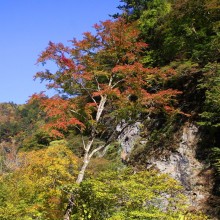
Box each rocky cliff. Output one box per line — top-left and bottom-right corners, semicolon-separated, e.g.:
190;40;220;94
118;122;220;219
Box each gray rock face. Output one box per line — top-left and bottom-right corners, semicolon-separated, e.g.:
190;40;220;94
149;124;200;189
117;121;141;161
146;123;213;210
119;122;215;214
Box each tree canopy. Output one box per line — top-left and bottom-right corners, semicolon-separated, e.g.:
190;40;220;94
32;17;183;218
0;0;219;219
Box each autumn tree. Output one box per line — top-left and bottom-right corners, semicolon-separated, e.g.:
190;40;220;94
33;18;180;219
0;143;78;220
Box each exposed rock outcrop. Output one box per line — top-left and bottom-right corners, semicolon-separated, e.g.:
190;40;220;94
117;121;141;162
118;122;218;218
146;124;213;210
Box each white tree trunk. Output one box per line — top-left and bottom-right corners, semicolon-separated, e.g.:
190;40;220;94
63;95;108;219
76;151;90;184
96;95;107;122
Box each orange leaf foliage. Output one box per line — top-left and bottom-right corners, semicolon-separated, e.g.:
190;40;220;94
33;18;183;138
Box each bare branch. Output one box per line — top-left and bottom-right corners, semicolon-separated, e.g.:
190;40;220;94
88;144;106;159
80;84;98;105
108;76;113;87
96;95;107;122
112;79;125;88
69;109;87;121
81;135;86;151
94;76;101;91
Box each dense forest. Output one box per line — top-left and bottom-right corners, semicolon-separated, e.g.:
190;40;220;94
0;0;220;219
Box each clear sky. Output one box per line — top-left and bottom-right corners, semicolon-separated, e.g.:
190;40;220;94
0;0;120;104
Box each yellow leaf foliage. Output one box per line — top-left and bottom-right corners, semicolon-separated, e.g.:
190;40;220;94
0;143;78;220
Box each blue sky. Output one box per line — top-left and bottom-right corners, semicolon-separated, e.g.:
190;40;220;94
0;1;120;104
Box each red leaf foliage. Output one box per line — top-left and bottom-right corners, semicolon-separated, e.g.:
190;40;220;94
33;18;183;138
30;94;85;137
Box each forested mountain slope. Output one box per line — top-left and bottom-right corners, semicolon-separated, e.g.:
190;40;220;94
0;0;219;219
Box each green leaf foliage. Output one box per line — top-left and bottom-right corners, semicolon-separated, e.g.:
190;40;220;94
69;168;190;220
198;63;220;128
119;0;220;66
